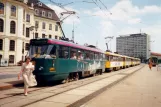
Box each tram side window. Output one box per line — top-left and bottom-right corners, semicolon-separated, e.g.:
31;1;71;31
49;45;56;57
94;53;99;60
78;50;84;60
90;52;94;60
70;48;77;59
59;46;69;59
110;56;113;61
84;51;90;60
106;55;109;61
103;54;106;60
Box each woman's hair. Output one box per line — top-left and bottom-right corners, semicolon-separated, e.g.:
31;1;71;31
25;57;31;62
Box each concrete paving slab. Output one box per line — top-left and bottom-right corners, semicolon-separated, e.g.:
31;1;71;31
1;98;34;107
27;93;54;100
64;89;94;96
25;101;68;107
0;96;22;105
44;94;84;104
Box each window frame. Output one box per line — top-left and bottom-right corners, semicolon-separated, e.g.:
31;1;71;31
9;55;14;63
42;22;46;29
58;45;69;59
11;5;16;17
49;24;52;30
26;28;30;38
9;40;15;51
0;18;4;32
10;21;16;34
25;43;29;51
26;14;30;22
55;25;58;31
0;39;3;50
0;2;4;14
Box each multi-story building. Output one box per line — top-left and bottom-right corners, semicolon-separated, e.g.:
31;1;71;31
0;0;62;65
116;33;150;61
27;0;62;39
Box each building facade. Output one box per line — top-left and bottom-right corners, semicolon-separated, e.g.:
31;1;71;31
28;0;62;39
0;0;62;65
116;33;150;61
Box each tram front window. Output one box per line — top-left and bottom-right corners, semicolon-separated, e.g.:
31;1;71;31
29;45;56;58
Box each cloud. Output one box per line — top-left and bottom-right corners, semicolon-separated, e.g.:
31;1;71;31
47;4;81;24
128;18;141;24
84;0;161;22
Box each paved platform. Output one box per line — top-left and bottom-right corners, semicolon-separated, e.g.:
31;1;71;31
81;65;161;107
0;66;23;90
0;65;143;107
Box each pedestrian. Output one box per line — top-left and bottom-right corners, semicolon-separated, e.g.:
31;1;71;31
18;57;37;96
148;58;153;70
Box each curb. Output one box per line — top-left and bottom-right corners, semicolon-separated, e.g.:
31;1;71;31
67;65;145;107
0;80;23;91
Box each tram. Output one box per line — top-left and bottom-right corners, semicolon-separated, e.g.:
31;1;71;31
29;39;106;83
105;52;141;72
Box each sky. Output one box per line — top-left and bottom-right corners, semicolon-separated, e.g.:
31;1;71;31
41;0;161;53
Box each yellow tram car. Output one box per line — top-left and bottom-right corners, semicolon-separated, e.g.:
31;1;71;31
105;52;141;72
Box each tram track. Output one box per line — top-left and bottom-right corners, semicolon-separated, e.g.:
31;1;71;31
0;65;143;107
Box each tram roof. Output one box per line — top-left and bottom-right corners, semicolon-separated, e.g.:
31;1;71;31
105;52;124;57
31;39;104;53
105;52;140;60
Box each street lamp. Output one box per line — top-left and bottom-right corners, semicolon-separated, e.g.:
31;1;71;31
29;26;38;39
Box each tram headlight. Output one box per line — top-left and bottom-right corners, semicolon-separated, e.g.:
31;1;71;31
49;67;55;72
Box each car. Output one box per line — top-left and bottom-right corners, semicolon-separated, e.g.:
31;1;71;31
17;60;24;66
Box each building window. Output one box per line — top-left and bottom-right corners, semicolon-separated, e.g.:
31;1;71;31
23;24;25;35
11;5;16;17
25;43;29;50
10;21;16;34
0;2;4;14
38;2;42;6
26;14;30;22
49;24;52;30
49;35;52;38
35;33;38;38
10;40;15;51
23;9;25;20
48;12;52;18
26;28;30;37
42;34;45;38
0;39;3;50
35;9;39;15
22;42;24;54
0;54;2;59
55;36;58;39
42;11;45;17
42;22;46;29
0;19;4;32
9;55;14;63
35;21;39;28
55;25;58;31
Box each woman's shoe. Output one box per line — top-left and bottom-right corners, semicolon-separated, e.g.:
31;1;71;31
24;93;28;96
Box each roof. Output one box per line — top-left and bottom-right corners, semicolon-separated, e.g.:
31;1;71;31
151;52;161;57
27;0;59;21
31;39;104;53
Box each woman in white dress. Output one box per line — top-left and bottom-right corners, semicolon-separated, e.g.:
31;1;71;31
18;57;37;96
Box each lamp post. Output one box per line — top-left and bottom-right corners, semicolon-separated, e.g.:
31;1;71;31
29;26;38;39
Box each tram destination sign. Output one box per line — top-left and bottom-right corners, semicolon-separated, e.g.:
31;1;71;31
30;39;48;45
